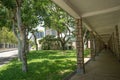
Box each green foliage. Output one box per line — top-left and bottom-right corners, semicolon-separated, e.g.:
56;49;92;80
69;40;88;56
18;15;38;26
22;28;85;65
0;0;16;9
41;2;75;50
0;5;9;27
39;35;60;50
0;50;76;80
84;48;91;57
33;0;51;27
21;0;39;28
29;40;34;47
46;2;75;32
0;49;91;80
0;27;17;44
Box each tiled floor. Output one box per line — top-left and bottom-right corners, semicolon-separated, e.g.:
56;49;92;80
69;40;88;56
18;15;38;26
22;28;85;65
70;50;120;80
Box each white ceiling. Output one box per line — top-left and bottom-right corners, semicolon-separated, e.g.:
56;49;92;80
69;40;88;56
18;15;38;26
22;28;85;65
52;0;120;43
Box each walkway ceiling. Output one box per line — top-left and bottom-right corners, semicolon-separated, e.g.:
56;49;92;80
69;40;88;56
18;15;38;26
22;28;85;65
52;0;120;43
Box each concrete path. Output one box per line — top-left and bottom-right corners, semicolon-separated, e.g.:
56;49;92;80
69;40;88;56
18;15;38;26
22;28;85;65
0;50;18;67
70;50;120;80
0;48;17;53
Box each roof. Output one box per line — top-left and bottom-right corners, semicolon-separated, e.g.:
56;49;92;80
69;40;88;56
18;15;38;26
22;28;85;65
52;0;120;43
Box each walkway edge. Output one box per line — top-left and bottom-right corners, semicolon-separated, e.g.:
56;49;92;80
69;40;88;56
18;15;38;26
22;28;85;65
63;58;91;80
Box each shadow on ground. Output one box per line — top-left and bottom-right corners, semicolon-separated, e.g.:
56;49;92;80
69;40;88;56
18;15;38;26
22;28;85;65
0;50;76;80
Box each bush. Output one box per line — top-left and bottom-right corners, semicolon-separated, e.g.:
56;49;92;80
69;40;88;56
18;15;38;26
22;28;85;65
39;35;60;50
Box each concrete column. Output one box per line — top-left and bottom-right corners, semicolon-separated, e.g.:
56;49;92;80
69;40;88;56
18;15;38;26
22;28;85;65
108;36;111;51
96;37;99;56
96;37;100;53
86;38;88;48
76;18;85;74
100;40;103;51
90;31;95;60
110;34;113;52
112;33;114;53
98;38;100;52
94;36;97;55
115;25;120;61
113;33;116;54
99;39;101;51
112;34;114;53
110;36;113;52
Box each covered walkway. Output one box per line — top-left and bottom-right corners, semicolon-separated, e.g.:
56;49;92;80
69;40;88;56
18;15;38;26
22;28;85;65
70;50;120;80
51;0;120;79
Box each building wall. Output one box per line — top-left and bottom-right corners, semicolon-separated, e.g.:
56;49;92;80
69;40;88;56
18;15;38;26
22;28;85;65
35;31;44;39
45;28;57;36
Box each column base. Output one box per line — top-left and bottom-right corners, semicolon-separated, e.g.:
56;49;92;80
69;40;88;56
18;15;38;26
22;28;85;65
118;60;120;63
118;59;120;62
92;58;95;61
76;68;85;74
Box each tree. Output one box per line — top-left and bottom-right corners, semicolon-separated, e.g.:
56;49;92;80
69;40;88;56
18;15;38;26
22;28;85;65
0;0;76;73
31;30;38;51
1;0;28;72
42;2;75;50
0;27;17;48
0;0;52;72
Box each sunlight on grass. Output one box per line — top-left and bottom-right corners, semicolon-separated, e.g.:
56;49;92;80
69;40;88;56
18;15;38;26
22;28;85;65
0;50;76;80
0;49;90;80
60;69;73;75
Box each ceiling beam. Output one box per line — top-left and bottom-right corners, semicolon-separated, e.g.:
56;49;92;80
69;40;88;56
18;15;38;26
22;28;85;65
82;5;120;17
52;0;97;35
100;33;111;35
51;0;80;18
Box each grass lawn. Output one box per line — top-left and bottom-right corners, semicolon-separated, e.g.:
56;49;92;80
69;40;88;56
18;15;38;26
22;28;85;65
0;50;77;80
0;49;90;80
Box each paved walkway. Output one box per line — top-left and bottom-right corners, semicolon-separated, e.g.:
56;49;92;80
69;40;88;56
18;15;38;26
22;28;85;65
0;50;18;67
70;50;120;80
0;48;17;53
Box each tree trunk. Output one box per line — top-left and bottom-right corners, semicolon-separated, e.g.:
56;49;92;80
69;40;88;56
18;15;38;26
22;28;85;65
18;39;22;61
12;20;22;61
25;38;30;53
32;32;38;51
3;43;6;48
57;31;60;38
61;42;65;50
16;1;28;72
21;29;28;72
